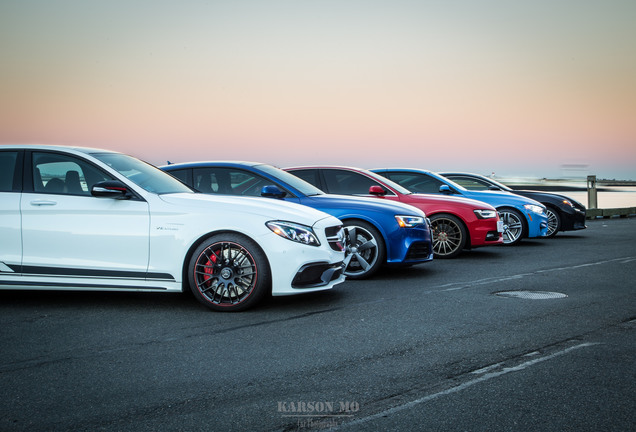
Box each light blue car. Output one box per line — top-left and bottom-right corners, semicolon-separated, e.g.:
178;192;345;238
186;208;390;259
372;168;548;245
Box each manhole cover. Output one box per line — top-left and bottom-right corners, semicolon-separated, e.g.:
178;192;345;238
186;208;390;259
494;290;568;300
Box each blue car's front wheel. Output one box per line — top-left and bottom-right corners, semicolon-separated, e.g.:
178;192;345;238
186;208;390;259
342;220;386;279
498;208;527;245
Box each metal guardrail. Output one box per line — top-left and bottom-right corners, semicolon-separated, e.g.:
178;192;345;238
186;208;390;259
585;175;636;219
586;207;636;219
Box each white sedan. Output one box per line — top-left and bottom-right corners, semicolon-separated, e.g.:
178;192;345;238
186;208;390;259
0;145;346;311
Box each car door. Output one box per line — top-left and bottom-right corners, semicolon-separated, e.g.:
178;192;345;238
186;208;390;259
20;150;151;281
0;150;23;274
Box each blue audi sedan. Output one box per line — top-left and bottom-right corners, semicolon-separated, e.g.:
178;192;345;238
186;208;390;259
372;168;548;245
161;162;434;279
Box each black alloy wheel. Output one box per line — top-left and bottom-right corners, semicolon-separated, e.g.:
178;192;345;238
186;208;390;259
188;234;270;311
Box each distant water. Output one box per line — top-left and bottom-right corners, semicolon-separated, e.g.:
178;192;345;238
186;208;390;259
551;187;636;209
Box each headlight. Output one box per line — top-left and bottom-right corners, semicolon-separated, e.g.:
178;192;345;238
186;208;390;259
524;204;545;214
474;209;498;219
395;215;425;228
266;221;320;246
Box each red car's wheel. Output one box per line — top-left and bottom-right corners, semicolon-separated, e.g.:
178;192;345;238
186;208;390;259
430;214;467;258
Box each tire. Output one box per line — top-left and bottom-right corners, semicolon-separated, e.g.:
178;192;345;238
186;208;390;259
545;207;561;238
498;208;527;245
342;220;386;279
430;214;467;259
187;233;270;311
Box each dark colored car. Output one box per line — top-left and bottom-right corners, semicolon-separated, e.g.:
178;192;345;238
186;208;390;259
440;172;587;237
161;161;434;279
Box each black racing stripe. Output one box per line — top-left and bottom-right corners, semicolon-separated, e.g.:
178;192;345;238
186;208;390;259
0;280;169;290
19;265;175;281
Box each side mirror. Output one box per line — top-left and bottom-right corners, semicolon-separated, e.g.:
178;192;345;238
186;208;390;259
369;185;387;197
439;184;453;194
261;185;287;199
488;185;502;191
91;180;131;200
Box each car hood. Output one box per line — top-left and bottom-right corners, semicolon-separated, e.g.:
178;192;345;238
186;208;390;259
515;189;585;207
158;193;337;226
461;189;544;207
302;194;426;217
408;193;498;210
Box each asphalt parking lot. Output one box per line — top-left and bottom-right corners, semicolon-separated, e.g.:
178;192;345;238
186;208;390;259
1;218;634;431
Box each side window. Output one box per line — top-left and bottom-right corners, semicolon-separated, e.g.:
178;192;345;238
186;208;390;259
32;152;113;196
167;169;193;188
193;167;231;194
449;176;490;191
385;173;443;194
193;167;283;197
322;170;380;195
0;151;19;192
289;169;320;188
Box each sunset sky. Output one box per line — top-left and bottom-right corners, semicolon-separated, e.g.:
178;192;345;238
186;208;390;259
1;0;635;179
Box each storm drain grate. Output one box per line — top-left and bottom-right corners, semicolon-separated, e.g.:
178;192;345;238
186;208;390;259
494;290;568;300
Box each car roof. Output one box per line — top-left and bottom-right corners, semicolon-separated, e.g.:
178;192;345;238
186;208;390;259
0;144;118;154
161;161;264;169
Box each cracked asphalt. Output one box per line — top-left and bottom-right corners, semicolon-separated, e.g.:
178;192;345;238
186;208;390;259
1;218;634;431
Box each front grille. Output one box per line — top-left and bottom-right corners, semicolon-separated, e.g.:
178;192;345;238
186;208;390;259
405;241;431;260
325;225;345;252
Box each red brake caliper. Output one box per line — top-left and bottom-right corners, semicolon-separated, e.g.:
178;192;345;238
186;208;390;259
202;251;218;286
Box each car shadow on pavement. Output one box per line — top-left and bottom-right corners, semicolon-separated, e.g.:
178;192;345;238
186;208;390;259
0;289;199;312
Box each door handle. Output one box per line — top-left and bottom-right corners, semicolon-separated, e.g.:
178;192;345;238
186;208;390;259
30;200;57;206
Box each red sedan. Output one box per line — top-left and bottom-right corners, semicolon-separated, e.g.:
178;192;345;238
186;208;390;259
286;166;503;258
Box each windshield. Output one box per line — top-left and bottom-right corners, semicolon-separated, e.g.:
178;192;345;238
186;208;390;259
433;173;468;192
92;153;194;194
257;164;325;196
482;176;513;191
363;170;413;195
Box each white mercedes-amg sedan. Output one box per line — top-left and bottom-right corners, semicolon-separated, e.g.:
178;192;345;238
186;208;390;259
0;145;346;311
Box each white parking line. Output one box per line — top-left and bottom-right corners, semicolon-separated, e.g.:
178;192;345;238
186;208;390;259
335;342;600;430
436;256;636;293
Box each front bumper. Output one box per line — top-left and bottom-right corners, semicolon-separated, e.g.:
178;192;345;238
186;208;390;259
560;206;587;231
267;217;347;296
385;223;434;265
468;218;504;248
525;211;549;238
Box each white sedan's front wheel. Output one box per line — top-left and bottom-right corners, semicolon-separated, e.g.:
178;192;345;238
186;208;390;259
188;234;270;311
